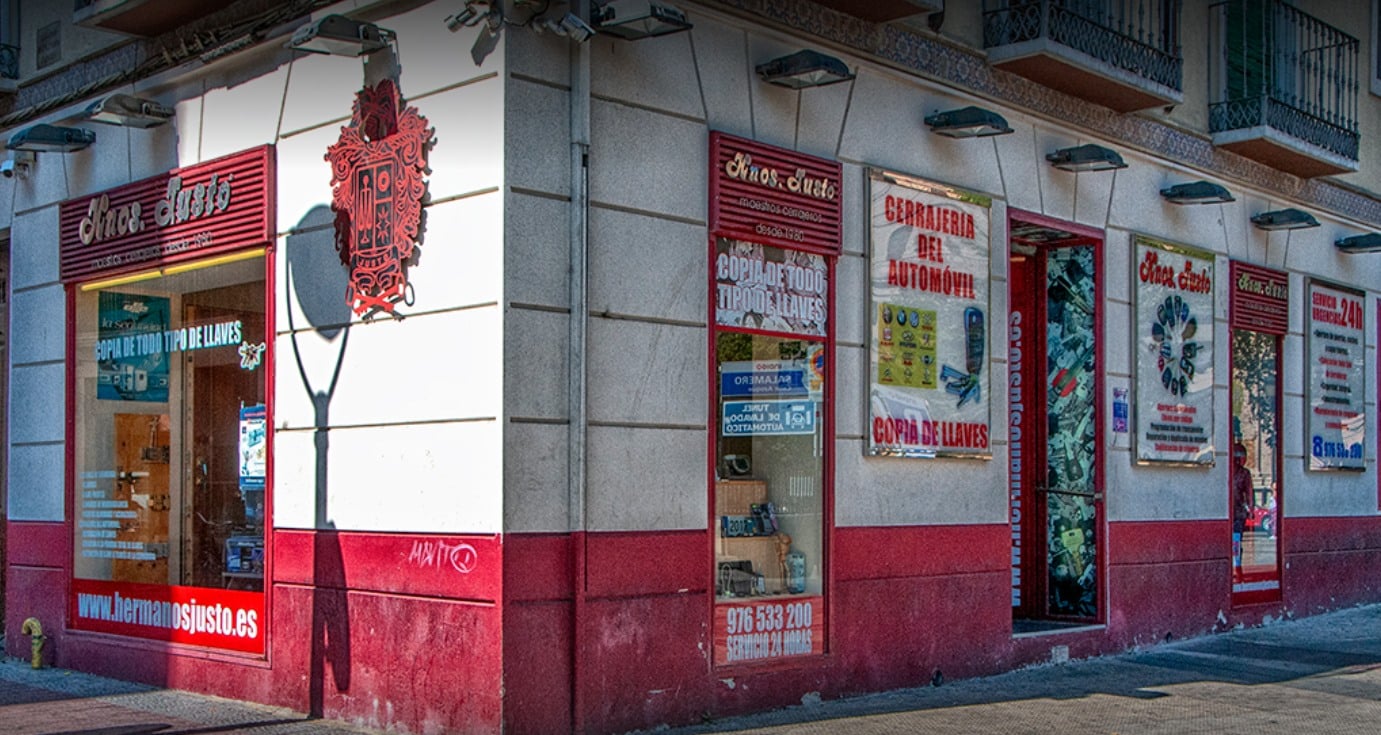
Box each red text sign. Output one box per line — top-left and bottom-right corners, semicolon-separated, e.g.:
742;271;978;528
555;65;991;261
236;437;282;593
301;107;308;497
59;146;275;281
71;578;265;654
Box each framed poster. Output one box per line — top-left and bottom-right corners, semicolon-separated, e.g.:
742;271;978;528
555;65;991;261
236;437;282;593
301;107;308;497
867;169;992;458
1133;235;1214;464
1305;279;1365;470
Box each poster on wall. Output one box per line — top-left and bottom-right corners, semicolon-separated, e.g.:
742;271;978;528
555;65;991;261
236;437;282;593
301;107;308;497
1306;280;1365;470
96;292;171;402
1133;235;1215;464
867;169;991;458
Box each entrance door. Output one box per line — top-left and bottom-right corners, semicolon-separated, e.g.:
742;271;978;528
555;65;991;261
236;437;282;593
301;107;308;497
1009;216;1102;625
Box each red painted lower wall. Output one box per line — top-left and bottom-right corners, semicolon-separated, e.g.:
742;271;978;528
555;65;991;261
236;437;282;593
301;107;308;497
5;525;505;735
10;516;1381;735
503;517;1381;733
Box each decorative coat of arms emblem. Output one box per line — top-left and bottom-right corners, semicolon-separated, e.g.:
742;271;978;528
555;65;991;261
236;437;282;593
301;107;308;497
326;79;432;318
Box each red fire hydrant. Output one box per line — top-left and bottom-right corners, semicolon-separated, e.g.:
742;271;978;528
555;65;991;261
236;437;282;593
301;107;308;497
21;617;45;669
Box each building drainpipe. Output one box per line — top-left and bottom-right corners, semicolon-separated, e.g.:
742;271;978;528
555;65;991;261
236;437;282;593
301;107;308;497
21;617;44;668
568;2;591;732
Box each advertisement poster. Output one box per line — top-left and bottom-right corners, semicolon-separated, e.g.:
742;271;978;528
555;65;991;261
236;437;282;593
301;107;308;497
238;404;268;489
1306;280;1365;470
715;238;827;337
867;170;991;457
713;596;823;665
96;292;171;402
1133;236;1214;464
72;578;264;654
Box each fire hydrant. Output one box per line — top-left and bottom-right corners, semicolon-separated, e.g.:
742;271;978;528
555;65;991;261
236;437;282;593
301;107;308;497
20;617;45;669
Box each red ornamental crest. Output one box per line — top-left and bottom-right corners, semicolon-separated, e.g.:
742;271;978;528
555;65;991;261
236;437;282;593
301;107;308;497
326;79;432;318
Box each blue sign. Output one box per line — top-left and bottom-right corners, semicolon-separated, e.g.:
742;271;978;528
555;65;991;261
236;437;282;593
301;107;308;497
720;367;807;397
722;400;816;436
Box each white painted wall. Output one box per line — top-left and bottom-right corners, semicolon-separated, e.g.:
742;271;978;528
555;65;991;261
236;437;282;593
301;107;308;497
498;3;1381;538
3;1;507;535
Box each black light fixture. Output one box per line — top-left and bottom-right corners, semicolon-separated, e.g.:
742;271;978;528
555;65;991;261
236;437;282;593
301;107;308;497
756;49;855;89
1046;144;1126;172
1335;233;1381;253
84;93;175;129
591;0;692;40
288;14;394;56
1160;180;1234;205
924;106;1012;138
1251;208;1318;231
7;124;96;153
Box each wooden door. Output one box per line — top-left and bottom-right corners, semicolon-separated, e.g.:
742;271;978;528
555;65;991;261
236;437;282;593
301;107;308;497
113;413;171;584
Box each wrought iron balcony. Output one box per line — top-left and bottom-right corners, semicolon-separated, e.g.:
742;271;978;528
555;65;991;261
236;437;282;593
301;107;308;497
0;43;16;94
982;0;1183;113
1208;0;1358;178
0;43;16;81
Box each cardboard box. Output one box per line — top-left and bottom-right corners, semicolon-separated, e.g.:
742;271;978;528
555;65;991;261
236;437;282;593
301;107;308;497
717;480;767;516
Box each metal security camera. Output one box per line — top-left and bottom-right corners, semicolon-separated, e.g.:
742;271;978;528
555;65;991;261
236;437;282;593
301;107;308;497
1;150;34;179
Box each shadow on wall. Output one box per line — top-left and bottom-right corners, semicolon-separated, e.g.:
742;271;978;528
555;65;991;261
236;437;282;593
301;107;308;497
285;203;353;715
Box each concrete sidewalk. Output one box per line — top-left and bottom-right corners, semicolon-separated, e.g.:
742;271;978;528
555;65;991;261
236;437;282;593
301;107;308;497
646;603;1381;735
2;604;1380;734
0;653;385;735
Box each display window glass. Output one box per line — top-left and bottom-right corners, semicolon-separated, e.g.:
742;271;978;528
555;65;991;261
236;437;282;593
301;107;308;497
711;237;829;666
70;253;269;653
1230;328;1281;598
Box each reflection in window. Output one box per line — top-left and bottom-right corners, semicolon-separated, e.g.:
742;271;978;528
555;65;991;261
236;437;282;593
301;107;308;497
75;256;267;592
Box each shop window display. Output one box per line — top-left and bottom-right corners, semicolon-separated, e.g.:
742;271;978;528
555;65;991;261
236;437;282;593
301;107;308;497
73;255;268;597
1044;246;1097;618
712;238;829;665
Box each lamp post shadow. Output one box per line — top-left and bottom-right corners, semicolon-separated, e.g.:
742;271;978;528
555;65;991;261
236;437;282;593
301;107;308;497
286;205;353;717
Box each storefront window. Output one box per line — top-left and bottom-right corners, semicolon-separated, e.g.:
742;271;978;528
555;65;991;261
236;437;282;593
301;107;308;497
1231;329;1280;594
712;238;828;665
71;254;268;652
1227;261;1286;603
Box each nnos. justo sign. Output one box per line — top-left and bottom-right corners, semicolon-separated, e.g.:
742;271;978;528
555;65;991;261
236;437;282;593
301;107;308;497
709;132;842;253
59;145;276;282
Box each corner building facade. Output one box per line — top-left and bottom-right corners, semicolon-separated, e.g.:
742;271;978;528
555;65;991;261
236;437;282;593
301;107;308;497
5;1;1381;733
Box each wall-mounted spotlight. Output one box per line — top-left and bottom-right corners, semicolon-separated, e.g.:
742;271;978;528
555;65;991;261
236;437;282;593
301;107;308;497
84;93;175;129
1335;233;1381;253
592;0;692;40
7;124;96;153
288;14;394;56
1250;208;1318;231
1160;180;1234;205
539;12;596;42
924;105;1012;138
756;50;854;89
1;150;34;178
1046;144;1126;172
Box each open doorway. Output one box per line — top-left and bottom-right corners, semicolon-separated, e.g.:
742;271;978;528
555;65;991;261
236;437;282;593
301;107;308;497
1008;213;1103;631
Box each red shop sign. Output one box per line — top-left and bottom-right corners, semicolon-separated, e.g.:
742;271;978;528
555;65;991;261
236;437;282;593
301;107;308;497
59;145;276;282
709;132;842;253
1230;261;1289;335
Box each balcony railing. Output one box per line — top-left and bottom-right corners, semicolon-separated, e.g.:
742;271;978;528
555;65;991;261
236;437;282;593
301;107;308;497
0;43;15;82
983;0;1183;95
1209;0;1358;163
